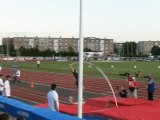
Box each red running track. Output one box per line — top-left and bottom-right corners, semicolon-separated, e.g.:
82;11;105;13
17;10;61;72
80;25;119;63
2;68;160;102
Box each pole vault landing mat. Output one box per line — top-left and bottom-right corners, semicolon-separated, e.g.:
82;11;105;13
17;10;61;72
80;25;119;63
36;96;160;120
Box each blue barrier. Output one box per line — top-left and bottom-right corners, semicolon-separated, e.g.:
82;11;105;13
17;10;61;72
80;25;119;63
0;96;80;120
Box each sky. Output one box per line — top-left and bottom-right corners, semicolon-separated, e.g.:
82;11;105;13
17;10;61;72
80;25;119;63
0;0;160;43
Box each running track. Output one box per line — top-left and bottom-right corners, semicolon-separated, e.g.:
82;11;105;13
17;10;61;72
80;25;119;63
2;68;160;104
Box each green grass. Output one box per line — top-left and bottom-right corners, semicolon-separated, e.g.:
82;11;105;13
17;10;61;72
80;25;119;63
0;61;160;82
94;61;160;81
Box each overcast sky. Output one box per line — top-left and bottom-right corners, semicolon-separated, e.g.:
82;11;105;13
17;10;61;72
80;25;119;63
0;0;160;43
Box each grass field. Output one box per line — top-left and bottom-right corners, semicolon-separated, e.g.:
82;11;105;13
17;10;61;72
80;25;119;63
0;61;160;82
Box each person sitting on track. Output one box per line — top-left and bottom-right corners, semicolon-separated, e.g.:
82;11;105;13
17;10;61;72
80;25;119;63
13;68;21;83
119;72;129;76
117;86;128;98
136;70;142;77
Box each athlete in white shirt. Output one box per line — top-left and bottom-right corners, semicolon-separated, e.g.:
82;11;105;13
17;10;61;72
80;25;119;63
47;83;59;112
3;75;11;97
0;74;4;95
37;60;40;68
0;66;2;74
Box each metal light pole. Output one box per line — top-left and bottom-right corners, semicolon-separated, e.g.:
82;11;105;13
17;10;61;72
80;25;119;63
131;41;133;57
78;0;84;118
7;36;9;56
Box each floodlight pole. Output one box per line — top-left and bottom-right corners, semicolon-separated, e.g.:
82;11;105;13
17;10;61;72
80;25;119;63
78;0;84;118
7;36;9;56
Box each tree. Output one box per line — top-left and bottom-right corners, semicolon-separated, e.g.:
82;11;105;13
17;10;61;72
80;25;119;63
0;45;4;54
84;47;93;52
18;47;27;56
40;49;53;57
9;45;16;56
113;43;118;55
68;46;74;52
122;42;137;57
67;46;77;58
151;46;160;56
1;45;7;55
59;51;67;56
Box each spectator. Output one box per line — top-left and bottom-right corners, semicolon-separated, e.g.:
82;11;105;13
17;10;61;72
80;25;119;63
0;74;4;95
47;83;59;112
146;75;156;101
136;70;142;77
117;86;127;98
13;68;21;83
126;73;138;98
12;58;17;65
3;75;11;98
37;60;40;69
0;113;9;120
0;66;2;74
119;72;129;76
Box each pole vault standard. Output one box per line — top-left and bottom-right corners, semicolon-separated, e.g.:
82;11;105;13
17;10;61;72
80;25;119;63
78;0;84;118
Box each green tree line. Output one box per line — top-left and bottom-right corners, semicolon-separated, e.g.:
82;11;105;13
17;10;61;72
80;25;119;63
0;45;78;57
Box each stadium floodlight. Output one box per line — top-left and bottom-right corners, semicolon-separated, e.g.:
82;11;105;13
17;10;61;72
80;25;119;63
78;0;84;118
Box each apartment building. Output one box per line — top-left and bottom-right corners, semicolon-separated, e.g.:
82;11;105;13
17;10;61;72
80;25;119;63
138;40;160;55
58;37;78;52
2;37;114;55
103;38;114;55
83;37;113;55
2;37;14;47
12;37;55;51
